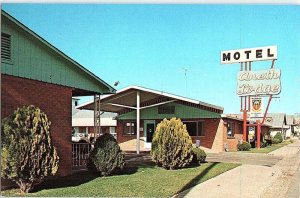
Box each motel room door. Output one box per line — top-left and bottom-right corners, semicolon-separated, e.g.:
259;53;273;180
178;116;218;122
144;120;156;149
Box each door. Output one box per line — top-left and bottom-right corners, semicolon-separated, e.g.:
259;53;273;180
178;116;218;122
144;120;156;149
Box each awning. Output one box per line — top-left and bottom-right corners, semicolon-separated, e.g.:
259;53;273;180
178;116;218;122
77;85;223;113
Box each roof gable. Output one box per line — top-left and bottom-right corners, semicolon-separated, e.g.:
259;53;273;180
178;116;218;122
116;102;221;120
1;10;115;96
78;85;224;114
265;113;286;128
286;115;294;125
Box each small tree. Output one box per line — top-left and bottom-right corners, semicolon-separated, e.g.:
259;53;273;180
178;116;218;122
274;132;283;143
89;133;125;176
237;142;251;151
192;147;206;165
1;105;59;193
151;118;193;170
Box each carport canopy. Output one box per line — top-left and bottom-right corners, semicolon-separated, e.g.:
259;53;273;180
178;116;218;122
78;85;224;153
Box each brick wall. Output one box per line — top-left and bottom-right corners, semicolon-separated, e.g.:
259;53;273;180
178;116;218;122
1;75;72;176
116;118;222;150
87;126;110;135
210;119;224;152
191;118;221;149
116;120;145;143
223;119;243;151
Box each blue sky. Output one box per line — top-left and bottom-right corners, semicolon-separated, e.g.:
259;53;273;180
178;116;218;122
2;4;299;114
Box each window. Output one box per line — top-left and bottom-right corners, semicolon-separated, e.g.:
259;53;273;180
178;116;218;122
1;33;12;63
158;105;175;114
238;123;243;134
109;127;116;134
185;122;197;136
110;127;117;139
183;121;205;136
227;122;235;138
123;122;136;136
198;122;205;136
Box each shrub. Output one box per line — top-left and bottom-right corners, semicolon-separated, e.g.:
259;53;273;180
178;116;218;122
272;138;280;144
89;133;125;176
265;139;272;146
260;141;267;148
192;147;206;164
151;118;193;170
274;132;283;143
1;105;59;193
237;142;251;151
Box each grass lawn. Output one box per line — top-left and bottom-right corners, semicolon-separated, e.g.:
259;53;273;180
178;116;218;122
2;162;240;197
242;140;291;153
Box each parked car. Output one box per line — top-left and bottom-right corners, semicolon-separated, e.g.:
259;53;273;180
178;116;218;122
72;128;90;143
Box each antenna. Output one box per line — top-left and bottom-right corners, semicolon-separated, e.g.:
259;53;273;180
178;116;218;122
182;67;189;96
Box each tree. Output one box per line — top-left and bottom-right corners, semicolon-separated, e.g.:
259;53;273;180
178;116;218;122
151;118;193;170
89;133;125;176
1;105;59;193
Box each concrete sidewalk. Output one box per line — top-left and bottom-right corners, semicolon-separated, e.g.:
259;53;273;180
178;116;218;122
175;139;300;198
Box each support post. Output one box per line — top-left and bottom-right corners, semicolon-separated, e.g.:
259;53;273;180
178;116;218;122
98;94;101;136
93;95;97;140
262;95;273;125
257;120;261;149
243;110;247;142
136;91;140;154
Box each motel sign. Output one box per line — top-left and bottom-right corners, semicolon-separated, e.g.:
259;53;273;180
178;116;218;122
221;45;277;64
237;69;281;96
220;45;280;149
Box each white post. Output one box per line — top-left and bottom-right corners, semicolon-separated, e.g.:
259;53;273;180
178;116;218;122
94;94;97;140
98;94;101;136
136;91;140;154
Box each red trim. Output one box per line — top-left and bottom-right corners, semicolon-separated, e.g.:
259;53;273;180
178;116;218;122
257;121;261;149
243;110;247;141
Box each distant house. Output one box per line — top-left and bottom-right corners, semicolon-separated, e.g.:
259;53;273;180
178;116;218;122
222;114;270;149
72;98;117;141
285;115;294;139
1;10;115;183
265;113;289;139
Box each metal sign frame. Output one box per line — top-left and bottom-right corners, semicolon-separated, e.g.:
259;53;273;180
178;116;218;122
240;59;276;149
221;45;279;149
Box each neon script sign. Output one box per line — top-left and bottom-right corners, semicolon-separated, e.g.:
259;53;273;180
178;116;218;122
237;69;281;96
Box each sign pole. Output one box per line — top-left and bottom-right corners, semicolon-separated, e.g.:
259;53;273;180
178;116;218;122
256;120;261;149
243;110;247;142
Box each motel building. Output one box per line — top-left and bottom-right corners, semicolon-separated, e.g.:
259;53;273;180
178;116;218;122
1;10;115;188
79;86;268;153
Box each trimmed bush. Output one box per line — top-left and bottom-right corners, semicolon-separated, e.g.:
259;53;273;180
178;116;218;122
274;132;283;143
237;142;251;151
260;141;267;148
272;138;280;144
151;118;193;170
89;133;125;176
192;147;206;164
1;105;59;193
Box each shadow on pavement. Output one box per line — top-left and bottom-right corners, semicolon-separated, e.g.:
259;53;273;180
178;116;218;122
175;162;219;198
